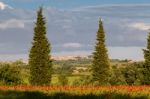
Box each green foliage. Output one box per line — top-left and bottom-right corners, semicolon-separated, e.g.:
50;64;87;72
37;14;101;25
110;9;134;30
121;62;144;85
0;63;23;85
53;59;91;67
143;32;150;85
29;7;52;85
72;76;92;86
92;18;111;85
109;66;127;85
55;63;73;74
53;59;91;75
58;74;68;86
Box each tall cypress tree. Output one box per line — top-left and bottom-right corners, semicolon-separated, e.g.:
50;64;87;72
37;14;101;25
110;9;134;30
92;18;110;85
143;31;150;85
29;7;52;85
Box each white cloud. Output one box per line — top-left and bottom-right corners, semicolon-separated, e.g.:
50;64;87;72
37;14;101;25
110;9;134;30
0;2;12;10
128;22;150;31
0;2;7;10
0;19;25;29
63;43;82;48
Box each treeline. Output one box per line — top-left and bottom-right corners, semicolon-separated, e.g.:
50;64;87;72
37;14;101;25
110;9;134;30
0;59;147;86
0;7;150;86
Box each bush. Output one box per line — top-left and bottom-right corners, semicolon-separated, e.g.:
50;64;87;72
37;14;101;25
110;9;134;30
109;66;127;85
121;62;144;85
0;63;23;85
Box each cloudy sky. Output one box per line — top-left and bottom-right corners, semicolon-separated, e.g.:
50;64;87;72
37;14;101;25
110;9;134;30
0;0;150;61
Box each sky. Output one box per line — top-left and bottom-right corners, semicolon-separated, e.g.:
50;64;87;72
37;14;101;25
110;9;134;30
0;0;150;61
1;0;150;9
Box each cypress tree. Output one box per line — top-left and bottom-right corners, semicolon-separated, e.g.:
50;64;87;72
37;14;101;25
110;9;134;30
143;31;150;85
92;18;110;85
29;7;52;85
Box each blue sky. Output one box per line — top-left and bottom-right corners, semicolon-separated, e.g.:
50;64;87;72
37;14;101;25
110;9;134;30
0;0;150;61
1;0;150;10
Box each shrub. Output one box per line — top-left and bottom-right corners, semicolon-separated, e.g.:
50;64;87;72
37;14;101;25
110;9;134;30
121;62;144;85
0;63;23;85
109;66;127;85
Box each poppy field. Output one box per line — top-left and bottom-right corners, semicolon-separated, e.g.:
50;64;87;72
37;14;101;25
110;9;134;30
0;85;150;99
